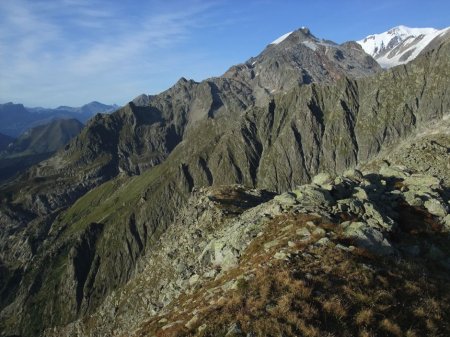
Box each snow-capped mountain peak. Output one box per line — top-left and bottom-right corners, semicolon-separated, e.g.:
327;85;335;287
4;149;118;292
357;25;450;68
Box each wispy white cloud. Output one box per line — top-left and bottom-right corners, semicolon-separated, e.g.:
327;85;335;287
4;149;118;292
0;0;224;107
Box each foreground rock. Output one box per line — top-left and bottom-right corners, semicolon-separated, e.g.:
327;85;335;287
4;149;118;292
43;167;450;337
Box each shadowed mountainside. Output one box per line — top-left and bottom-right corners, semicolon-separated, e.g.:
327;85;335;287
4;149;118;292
0;119;84;183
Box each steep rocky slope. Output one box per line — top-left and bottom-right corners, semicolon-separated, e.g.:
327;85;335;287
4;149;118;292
362;112;450;187
0;30;449;337
0;28;381;226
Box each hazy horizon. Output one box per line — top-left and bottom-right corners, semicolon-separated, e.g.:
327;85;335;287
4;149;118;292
1;0;449;108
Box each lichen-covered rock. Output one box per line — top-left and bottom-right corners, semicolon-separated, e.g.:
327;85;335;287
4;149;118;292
353;187;369;201
343;168;364;181
424;199;448;217
292;185;334;206
341;221;394;256
274;192;298;208
379;165;410;179
312;172;334;190
403;174;442;190
443;215;450;232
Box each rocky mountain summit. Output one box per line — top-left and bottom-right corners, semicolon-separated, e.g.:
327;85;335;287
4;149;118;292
225;27;380;105
0;27;449;337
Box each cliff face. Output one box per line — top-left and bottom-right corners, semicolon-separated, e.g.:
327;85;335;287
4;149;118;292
0;32;449;337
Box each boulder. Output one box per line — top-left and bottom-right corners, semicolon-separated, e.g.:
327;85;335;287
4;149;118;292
343;168;364;181
296;227;311;237
225;322;243;337
336;198;363;214
342;221;394;256
215;244;240;271
316;237;330;246
312;227;326;237
274;192;298;208
274;251;289;260
362;202;395;230
403;174;442;190
292;185;334;206
424;199;448;218
312;172;334;190
443;215;450;232
353;187;369;201
403;191;424;207
379;165;409;179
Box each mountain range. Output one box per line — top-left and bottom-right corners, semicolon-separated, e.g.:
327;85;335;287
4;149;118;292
0;101;118;137
357;25;450;68
0;25;449;337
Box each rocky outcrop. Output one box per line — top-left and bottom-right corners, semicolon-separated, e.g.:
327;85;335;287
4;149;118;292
42;165;450;336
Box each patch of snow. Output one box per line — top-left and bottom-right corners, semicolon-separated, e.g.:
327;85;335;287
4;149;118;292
302;40;318;51
251;61;257;66
270;31;293;45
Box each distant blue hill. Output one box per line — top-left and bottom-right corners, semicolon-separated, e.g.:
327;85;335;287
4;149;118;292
0;118;85;182
0;101;119;137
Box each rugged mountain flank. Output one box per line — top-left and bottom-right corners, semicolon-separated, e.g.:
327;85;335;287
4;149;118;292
0;29;449;337
0;28;381;217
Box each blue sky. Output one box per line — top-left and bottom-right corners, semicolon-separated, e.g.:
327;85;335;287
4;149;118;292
0;0;449;108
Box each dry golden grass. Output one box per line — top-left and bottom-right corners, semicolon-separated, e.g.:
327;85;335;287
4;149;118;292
322;296;348;319
379;318;402;336
355;308;374;326
359;329;375;337
134;212;450;337
405;329;418;337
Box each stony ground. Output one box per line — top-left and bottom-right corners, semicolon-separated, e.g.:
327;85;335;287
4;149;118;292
45;163;450;337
